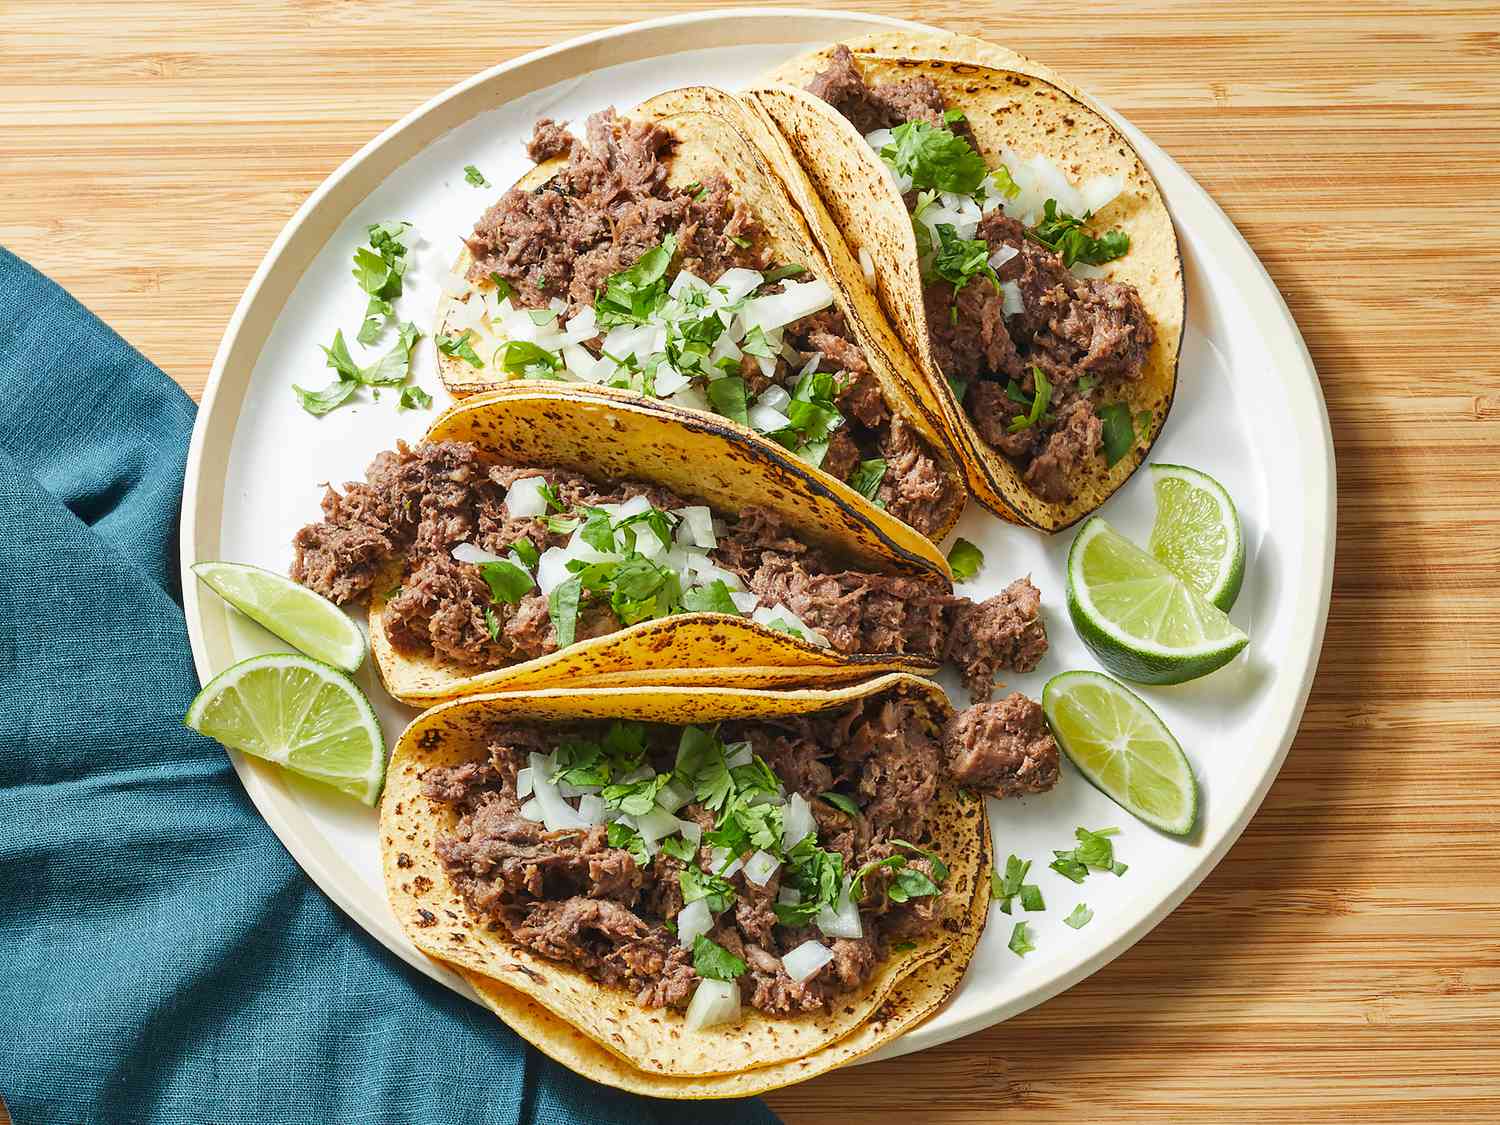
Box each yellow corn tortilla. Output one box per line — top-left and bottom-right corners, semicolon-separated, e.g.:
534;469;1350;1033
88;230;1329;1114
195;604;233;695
370;384;953;705
433;85;966;542
749;30;1185;532
380;674;991;1084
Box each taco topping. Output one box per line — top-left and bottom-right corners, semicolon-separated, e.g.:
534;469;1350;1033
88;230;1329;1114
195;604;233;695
806;45;1156;503
290;439;1046;699
445;109;963;536
420;688;1056;1020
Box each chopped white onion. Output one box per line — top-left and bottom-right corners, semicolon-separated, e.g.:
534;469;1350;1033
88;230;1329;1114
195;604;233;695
504;476;550;518
710;847;745;878
519;798;543;822
451;542;507;565
747;402;791;433
657;778;694;814
752;604;830;647
1080;172;1125;215
634;806;679;847
670;271;711;300
858;245;876;289
535;546;572;596
730;591;760;614
515;767;534;800
669;385;712;413
653;364;692;396
684;978;741;1031
562;304;598;343
676;898;713;947
816;883;863;940
558;780;601;798
1001;280;1025;319
715;268;764;304
576;794;605;825
782;940;834;984
740;279;834;334
776;887;802;906
743;850;781;887
528;751;590;831
987;244;1019;272
449;294;485;333
672;506;716;550
676;819;703;845
782;793;816;851
755;384;791;414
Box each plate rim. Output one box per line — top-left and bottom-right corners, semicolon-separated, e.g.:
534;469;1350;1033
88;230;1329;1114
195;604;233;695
180;5;1336;1070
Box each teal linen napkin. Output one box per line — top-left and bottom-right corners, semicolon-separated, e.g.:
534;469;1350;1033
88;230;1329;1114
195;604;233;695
0;247;781;1125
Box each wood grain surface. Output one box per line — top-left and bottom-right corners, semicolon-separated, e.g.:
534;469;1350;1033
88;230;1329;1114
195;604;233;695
4;2;1498;1121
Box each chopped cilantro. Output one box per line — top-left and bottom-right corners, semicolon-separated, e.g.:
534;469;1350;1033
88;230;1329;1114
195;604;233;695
706;375;749;427
482;606;500;641
595;234;677;327
353;221;413;345
930;223;1000;298
477;559;534;604
1008;367;1053;433
680;866;735;913
537;480;565;513
437;330;484;369
880;120;989;195
547;575;582;648
1019;883;1046;912
1097;402;1136;466
397;384;433;411
681;579;740;615
297;323;422;416
989;165;1022;200
607;821;651;866
488;274;512;300
509;538;540;569
888;864;942;904
768;368;842;459
1029;199;1130;268
728;234;752;249
1063;903;1093;929
692;934;746;981
498;339;560;379
847;458;887;501
761;263;807;284
660;834;698;863
602;773;672;817
463;164;490;188
1008;921;1036;957
946;538;984;581
890;941;918;953
1050;826;1127;883
292;377;358;417
818;792;861;818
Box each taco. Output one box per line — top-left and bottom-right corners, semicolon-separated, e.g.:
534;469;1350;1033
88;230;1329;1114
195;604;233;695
433;85;968;542
381;673;1062;1092
746;31;1185;531
290;385;1048;705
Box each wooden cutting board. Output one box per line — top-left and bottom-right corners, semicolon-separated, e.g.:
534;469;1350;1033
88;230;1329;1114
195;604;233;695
3;3;1496;1121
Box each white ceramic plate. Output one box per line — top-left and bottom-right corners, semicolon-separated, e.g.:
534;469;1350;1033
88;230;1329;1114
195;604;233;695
181;8;1334;1070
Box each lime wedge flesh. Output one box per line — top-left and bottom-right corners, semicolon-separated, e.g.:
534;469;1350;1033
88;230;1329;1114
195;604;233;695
1148;464;1245;612
1043;670;1197;835
185;653;385;804
194;561;366;672
1067;517;1248;685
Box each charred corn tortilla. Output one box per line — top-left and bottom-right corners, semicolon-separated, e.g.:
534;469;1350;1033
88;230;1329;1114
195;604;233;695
749;31;1184;532
434;85;966;543
380;675;991;1084
367;384;954;705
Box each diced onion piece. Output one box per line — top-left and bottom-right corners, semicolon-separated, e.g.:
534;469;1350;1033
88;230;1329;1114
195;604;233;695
563;343;597;380
676;898;713;947
776;887;802;906
782;793;816;851
519;798;543;822
653;364;692;396
504;476;551;518
634;806;679;847
676;819;703;845
858;245;876;289
669;385;712;413
710;847;745;878
558;780;601;798
752;604;830;648
987;244;1019;272
755;384;791;414
451;542;507;565
782;940;834;984
725;742;753;769
1080;172;1125;215
743;849;781;887
449;294;485;332
863;127;894;151
684;978;741;1031
816;883;863;940
715;268;764;305
528;751;590;831
1001;281;1025;319
740;279;834;333
577;794;605;825
657;778;694;814
673;506;716;550
730;591;760;614
670;270;711;299
1071;261;1108;280
515;767;534;800
748;402;791;433
610;494;654;521
535;546;572;596
562;304;598;343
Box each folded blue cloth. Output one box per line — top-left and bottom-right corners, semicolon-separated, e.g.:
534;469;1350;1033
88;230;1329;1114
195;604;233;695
0;247;780;1125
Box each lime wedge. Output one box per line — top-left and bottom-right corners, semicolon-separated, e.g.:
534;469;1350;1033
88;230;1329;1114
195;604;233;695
185;653;385;804
1148;464;1245;611
1043;670;1197;835
1067;517;1249;684
193;561;366;672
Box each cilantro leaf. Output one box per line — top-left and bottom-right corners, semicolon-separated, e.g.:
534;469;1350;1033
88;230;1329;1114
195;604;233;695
1019;883;1046;912
551;741;608;787
761;263;807;284
660;834;698;863
1008;920;1036;957
880;120;989;194
596;234;677;327
510;538;540;569
989;165;1022;199
1028;199;1130;268
680;866;735;913
818;792;861;818
675;727;735;813
292;377;358;417
482;606;500;640
1008;367;1053;433
547;575;582;648
499;339;561;379
887;839;949;883
398;384;433;411
438;330;484;369
607;822;651;866
691;934;746;981
847;458;887;501
706;375;749;427
946;538;983;581
1097;402;1136;466
477;560;534;604
358;322;421;386
463;164;490;188
930;223;1000;297
681;580;740;615
1063;903;1093;929
602;773;671;817
887;864;942;904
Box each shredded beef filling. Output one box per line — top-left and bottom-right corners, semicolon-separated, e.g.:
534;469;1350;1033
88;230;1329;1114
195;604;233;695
422;690;1056;1016
941;692;1060;798
458;109;961;537
806;47;1156;502
291;440;1046;699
